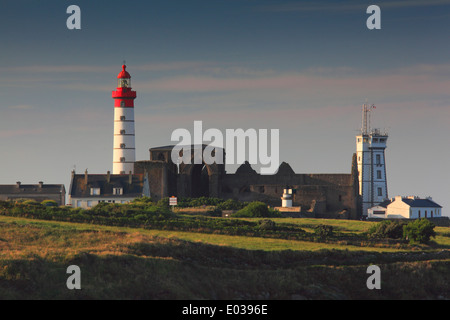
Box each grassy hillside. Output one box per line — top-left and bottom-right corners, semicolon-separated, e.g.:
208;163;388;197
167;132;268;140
0;215;449;299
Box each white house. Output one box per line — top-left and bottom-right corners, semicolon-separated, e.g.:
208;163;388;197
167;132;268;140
368;196;443;219
68;170;150;209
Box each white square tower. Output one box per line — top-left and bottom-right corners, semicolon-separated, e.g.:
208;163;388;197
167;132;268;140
356;103;388;217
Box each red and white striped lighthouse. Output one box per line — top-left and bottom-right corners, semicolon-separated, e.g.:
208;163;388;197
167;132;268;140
112;64;136;174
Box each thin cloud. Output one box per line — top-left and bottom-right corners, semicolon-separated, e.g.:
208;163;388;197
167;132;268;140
259;0;450;13
0;128;45;138
7;104;34;110
137;64;450;98
5;61;216;75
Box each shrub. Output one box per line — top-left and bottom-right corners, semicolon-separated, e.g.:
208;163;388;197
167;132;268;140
41;200;58;207
314;224;334;238
157;197;170;209
0;200;12;209
22;200;42;206
131;197;154;204
232;202;281;218
367;220;407;239
217;199;245;211
206;207;223;217
403;218;436;244
257;219;276;230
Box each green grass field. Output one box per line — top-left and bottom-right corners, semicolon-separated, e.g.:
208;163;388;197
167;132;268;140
0;215;449;299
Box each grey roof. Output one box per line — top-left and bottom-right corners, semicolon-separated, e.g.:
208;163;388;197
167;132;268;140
69;173;145;198
0;183;65;195
151;144;225;151
401;198;442;208
376;200;392;208
276;162;295;175
235;161;257;175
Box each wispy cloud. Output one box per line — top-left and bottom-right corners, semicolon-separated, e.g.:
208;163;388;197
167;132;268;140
7;104;34;110
259;0;450;13
137;63;450;99
0;128;46;138
4;61;215;75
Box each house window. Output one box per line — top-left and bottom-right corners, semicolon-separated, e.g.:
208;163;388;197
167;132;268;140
120;143;126;149
120;116;126;121
418;210;421;218
113;188;123;195
377;170;382;179
425;210;427;218
90;188;101;196
120;157;126;163
376;154;381;164
87;200;93;208
76;200;82;208
120;130;126;135
377;187;382;196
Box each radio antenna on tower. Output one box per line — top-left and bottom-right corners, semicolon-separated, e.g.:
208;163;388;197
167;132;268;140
361;100;376;135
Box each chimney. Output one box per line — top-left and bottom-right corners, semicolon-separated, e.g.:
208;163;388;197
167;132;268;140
85;169;88;185
71;169;75;179
38;181;43;188
129;171;133;185
16;181;21;188
107;171;111;183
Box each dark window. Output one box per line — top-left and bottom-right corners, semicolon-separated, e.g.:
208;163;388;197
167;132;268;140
376;154;381;164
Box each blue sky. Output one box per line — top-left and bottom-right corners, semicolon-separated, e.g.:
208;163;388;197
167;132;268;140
1;0;449;213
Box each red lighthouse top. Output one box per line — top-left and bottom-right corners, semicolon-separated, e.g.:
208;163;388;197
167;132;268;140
117;65;131;79
112;64;136;107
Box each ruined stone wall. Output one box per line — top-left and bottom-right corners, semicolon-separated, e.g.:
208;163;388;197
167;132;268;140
134;153;361;219
219;172;358;218
134;161;177;201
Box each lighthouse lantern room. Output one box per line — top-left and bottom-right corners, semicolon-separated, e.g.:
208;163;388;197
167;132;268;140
112;65;136;174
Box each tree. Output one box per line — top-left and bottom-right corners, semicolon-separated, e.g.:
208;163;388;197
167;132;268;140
368;220;407;239
403;219;436;244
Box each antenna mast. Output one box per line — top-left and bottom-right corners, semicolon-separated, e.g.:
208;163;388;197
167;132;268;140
361;101;375;135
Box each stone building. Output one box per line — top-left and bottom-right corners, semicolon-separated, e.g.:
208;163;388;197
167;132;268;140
135;145;360;219
0;181;66;206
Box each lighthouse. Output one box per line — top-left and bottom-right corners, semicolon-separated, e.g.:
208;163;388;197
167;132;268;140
112;64;136;174
356;102;388;217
